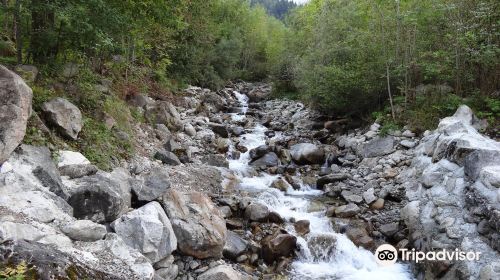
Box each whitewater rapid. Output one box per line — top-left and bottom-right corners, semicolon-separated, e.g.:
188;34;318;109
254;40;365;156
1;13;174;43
227;91;414;280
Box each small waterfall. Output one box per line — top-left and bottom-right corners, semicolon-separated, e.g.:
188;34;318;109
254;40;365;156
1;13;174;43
226;90;414;280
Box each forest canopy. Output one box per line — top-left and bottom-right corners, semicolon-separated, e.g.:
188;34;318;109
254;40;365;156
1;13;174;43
1;0;498;131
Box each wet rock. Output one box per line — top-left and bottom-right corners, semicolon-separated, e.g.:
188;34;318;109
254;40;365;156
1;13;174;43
306;233;336;261
111;201;177;263
160;190;227;259
290;143;325;164
294;220;310;236
61;219;107;241
270;177;290;191
362;136;394;158
334;204;360;218
223;231;248;260
197;265;242;280
316;173;348;189
268;211;285;224
249;152;279;167
249;145;270;160
244;202;270;222
346;226;374;250
231;126;245;136
217;138;231;153
262;234;297;264
209;123;229;138
131;167;171;201
41;98;83;140
59;164;98;179
154;150;181;166
0;65;32;164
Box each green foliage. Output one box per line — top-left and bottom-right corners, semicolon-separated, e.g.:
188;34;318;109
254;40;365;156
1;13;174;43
379;121;401;137
250;0;297;20
31;86;58;111
0;261;29;280
272;0;499;123
79;117;133;171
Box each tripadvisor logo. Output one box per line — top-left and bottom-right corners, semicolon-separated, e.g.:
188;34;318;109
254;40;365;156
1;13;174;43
375;244;482;266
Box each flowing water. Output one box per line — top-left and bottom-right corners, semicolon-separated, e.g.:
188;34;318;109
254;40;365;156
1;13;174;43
227;91;414;280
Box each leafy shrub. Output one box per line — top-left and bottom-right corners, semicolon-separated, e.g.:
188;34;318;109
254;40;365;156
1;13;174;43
0;261;29;280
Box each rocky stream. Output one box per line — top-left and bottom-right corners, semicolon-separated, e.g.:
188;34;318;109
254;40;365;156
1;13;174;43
0;65;499;280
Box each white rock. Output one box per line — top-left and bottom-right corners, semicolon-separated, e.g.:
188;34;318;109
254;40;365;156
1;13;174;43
62;220;107;241
57;151;90;168
111;201;177;263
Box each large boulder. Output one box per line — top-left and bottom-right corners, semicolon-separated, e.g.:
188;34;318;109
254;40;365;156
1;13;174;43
64;173;130;223
290;143;325;164
361;136;395;158
41;98;82;140
464;150;500;180
197;265;242;280
261;234;297;264
145;101;182;131
111;201;177;263
0;65;32;164
160;189;227;259
16;145;68;199
0;239;135;280
77;233;155;279
131;167;171;201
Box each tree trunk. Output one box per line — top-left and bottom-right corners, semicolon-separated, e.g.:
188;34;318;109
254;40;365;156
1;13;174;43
14;0;22;64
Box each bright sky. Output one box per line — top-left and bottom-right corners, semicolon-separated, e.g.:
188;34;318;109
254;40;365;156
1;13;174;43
292;0;309;4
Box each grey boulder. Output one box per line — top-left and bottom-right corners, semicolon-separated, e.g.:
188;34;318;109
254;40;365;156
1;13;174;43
41;98;82;140
160;189;227;259
111;201;177;263
362;136;394;158
290;143;325;164
65;173;130;223
249;152;279;167
61;219;107;241
131;167;171;201
223;231;248;260
0;65;32;164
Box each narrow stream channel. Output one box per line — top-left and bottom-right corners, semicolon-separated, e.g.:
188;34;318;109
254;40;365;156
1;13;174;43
227;91;414;280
